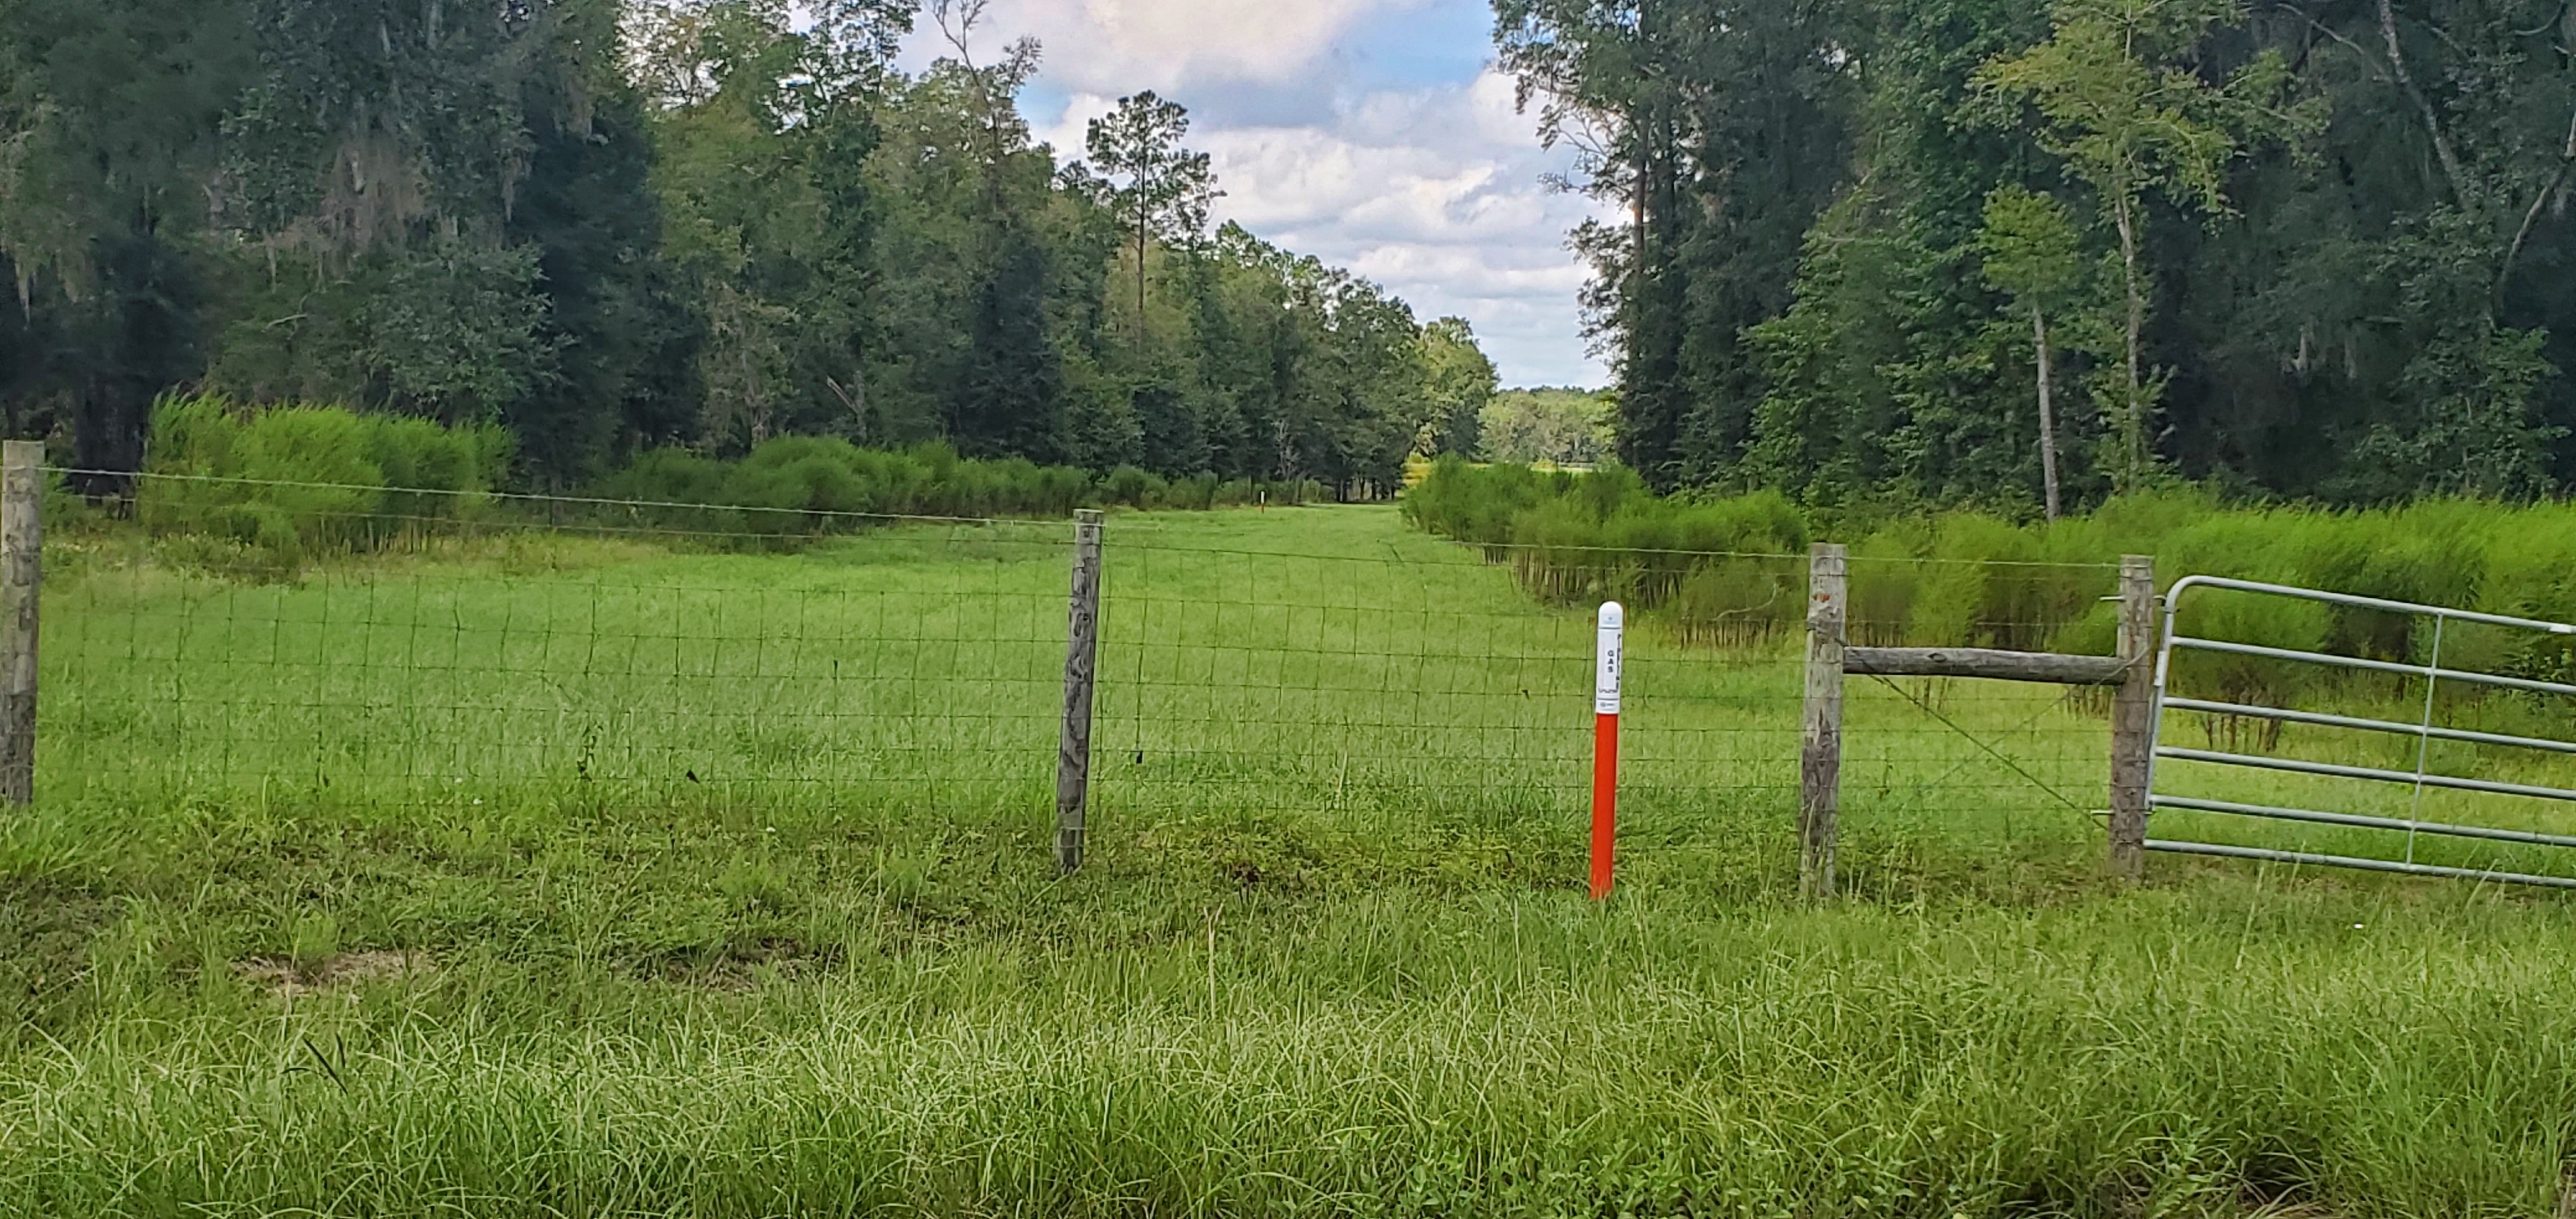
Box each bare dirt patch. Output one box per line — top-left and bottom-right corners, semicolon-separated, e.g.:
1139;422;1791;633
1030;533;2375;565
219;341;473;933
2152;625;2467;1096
235;950;434;1000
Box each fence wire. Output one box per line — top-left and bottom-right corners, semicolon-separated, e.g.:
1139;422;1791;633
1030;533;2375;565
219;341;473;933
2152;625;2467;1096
1093;535;1807;880
46;489;1066;826
38;473;2133;897
1831;555;2124;890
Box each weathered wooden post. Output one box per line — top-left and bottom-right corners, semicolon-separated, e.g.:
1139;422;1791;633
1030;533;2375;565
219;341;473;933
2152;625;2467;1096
0;441;39;807
1056;509;1105;873
2108;555;2158;880
1801;543;1847;900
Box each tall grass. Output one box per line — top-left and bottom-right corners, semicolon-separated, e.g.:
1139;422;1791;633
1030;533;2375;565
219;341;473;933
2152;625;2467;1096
15;504;2576;1215
8;888;2576;1218
139;393;512;561
581;436;1311;536
1406;459;2576;697
110;396;1325;569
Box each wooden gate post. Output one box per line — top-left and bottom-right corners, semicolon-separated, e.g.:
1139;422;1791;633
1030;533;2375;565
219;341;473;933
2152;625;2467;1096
0;441;39;808
1055;509;1105;873
1801;543;1847;900
2108;555;2158;880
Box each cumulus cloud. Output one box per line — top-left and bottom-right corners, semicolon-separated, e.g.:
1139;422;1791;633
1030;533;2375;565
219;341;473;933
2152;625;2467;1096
910;0;1611;387
965;0;1433;94
1030;93;1116;163
1193;69;1616;386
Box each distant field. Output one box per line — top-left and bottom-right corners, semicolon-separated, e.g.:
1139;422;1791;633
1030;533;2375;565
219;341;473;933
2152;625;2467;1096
5;505;2576;1216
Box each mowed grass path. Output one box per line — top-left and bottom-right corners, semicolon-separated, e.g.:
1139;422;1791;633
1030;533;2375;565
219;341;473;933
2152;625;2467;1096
4;506;2575;1216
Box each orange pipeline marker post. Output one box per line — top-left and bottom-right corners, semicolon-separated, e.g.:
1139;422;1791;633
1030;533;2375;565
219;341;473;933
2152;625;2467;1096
1591;601;1624;900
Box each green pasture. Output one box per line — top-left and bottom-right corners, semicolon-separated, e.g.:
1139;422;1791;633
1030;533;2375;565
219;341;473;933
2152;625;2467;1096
6;505;2576;1216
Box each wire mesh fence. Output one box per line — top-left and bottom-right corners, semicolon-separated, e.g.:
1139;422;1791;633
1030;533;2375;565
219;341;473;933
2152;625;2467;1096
46;482;1068;829
1832;555;2126;891
1091;533;1813;888
35;471;2140;896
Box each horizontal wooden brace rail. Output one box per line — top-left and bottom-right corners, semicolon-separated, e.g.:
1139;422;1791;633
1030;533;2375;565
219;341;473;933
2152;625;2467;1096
1846;647;2127;686
1802;551;2157;892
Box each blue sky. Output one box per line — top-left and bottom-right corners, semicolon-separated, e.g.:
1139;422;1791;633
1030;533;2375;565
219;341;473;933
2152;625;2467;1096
899;0;1611;388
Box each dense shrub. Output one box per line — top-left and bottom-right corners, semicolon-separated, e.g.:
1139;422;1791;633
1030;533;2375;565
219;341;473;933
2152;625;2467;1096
137;394;510;561
115;402;1324;565
1406;460;2576;706
1402;456;1809;627
1422;459;1813;646
580;438;1316;538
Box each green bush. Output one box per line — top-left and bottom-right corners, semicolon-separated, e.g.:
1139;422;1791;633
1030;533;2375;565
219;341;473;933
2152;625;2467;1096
137;394;507;564
1400;456;1577;549
127;402;1308;565
1404;459;1806;619
38;475;97;535
1405;462;2576;709
577;438;1314;540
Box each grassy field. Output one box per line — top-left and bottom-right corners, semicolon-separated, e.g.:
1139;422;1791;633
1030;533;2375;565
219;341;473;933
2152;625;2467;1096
7;505;2576;1216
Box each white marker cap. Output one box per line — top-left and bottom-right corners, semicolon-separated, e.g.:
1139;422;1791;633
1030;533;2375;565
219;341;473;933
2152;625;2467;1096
1595;602;1625;716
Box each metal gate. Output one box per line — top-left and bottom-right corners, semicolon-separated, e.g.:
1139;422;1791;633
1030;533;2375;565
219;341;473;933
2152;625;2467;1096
2146;577;2576;888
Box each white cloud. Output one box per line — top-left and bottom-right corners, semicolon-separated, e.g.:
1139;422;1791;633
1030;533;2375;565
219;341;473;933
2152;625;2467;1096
907;2;1612;387
1033;93;1117;162
1185;70;1616;385
967;0;1431;94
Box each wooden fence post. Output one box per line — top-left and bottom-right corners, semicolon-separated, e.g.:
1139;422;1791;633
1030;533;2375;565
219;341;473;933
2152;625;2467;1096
1056;509;1105;874
1801;543;1847;900
2108;555;2157;880
0;441;38;808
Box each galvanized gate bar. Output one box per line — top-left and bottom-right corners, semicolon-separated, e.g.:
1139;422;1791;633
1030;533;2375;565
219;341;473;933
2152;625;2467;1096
2145;839;2576;890
2151;795;2576;849
2148;574;2576;890
2158;576;2576;636
2155;747;2576;804
2166;636;2576;700
2158;696;2576;756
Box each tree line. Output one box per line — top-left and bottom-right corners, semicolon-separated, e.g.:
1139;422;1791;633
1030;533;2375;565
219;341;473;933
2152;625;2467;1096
1478;387;1615;467
1497;0;2576;513
0;0;1498;498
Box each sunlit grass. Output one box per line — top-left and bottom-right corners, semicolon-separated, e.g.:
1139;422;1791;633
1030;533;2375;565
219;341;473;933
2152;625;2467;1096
6;505;2575;1216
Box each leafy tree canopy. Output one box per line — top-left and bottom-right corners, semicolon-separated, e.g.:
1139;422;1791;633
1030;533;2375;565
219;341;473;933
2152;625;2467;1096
0;0;1492;502
1499;0;2576;510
